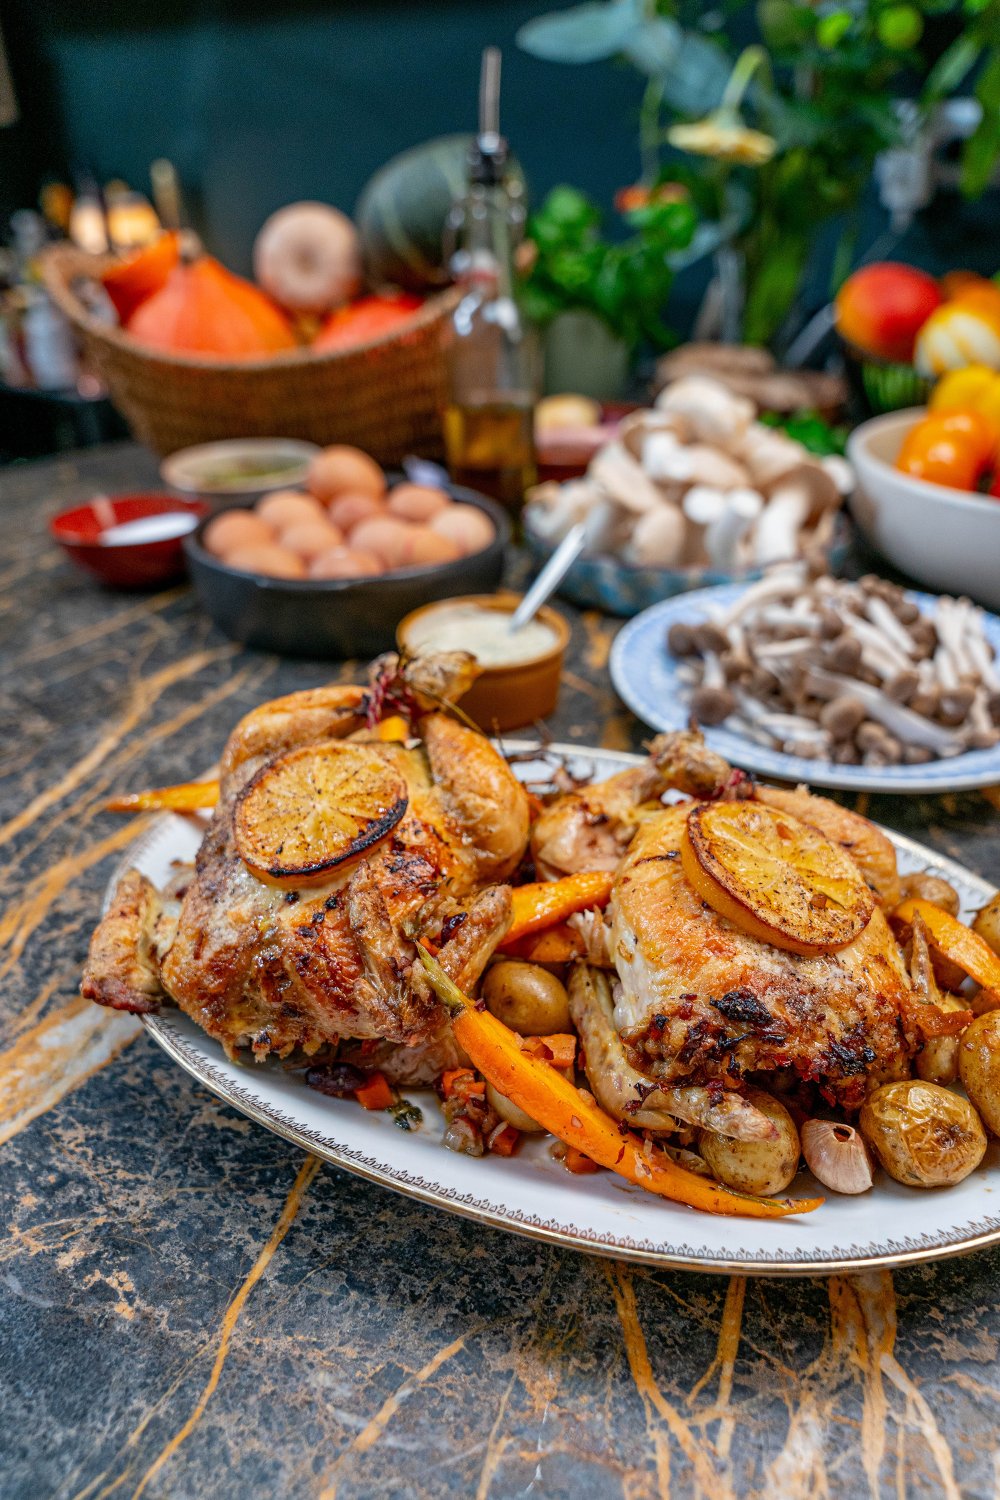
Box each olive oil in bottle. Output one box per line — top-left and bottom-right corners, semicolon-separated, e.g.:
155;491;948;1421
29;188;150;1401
443;48;539;513
442;400;535;509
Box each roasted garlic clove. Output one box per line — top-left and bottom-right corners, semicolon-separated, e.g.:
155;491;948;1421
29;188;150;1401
800;1118;874;1195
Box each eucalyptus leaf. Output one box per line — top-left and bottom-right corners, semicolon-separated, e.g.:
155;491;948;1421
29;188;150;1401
653;30;732;116
516;0;642;63
621;17;682;76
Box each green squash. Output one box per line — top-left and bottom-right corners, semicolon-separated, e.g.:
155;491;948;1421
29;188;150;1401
356;134;526;294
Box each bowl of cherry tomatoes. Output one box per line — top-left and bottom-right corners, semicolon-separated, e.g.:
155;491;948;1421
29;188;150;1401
848;390;1000;610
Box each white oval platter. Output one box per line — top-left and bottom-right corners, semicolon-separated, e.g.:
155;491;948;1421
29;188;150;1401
112;744;1000;1276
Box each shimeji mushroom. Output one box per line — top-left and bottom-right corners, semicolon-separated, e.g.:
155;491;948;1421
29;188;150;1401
675;569;998;762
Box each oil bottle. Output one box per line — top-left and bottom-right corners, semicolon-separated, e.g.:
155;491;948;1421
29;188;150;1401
443;48;539;513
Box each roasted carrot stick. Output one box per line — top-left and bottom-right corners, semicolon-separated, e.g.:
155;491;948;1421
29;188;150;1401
894;898;1000;992
503;872;614;946
105;780;220;813
419;950;823;1219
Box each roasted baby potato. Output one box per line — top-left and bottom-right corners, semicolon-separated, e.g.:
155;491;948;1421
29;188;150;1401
972;893;1000;960
681;801;874;956
915;994;969;1085
958;1011;1000;1135
486;1082;545;1133
898;871;961;918
482;961;571;1036
234;742;407;884
859;1080;986;1187
698;1088;801;1197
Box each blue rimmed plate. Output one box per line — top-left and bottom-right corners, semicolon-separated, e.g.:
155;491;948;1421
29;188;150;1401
610;583;1000;794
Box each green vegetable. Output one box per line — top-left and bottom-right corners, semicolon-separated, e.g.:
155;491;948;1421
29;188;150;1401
759;409;848;456
356;135;526;294
521;184;696;352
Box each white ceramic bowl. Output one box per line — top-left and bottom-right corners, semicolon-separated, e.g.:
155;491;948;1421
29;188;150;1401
848;408;1000;610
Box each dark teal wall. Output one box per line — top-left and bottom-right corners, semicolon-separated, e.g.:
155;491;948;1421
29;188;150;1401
1;0;994;336
2;1;644;273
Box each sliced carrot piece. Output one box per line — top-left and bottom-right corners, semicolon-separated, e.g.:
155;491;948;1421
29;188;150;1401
489;1125;521;1157
521;1032;577;1070
503;923;585;964
894;898;1000;993
376;715;409;742
355;1072;393;1110
418;949;823;1220
503;872;614;946
563;1146;601;1174
440;1068;484;1101
105;780;220;813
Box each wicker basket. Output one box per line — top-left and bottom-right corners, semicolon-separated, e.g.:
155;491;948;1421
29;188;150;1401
42;244;459;463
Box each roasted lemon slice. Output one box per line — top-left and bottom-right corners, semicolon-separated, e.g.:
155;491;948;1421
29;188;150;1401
680;801;874;956
234;742;408;884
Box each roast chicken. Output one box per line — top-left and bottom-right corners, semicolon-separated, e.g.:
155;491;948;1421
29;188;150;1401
83;655;529;1071
533;732;949;1135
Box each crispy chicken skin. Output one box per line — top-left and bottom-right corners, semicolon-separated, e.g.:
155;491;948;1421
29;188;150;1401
83;677;529;1062
81;868;167;1014
611;804;915;1109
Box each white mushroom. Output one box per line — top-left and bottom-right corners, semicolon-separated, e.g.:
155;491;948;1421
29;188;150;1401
587;441;664;514
752;463;840;567
643;438;751;491
523;479;600;542
702;487;764;572
624;503;687;568
738;423;808;489
821;454;855;496
653;374;755;450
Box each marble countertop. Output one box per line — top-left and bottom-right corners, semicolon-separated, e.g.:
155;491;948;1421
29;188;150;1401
3;443;1000;1500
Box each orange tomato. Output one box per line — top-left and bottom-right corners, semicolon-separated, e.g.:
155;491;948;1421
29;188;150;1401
896;409;997;490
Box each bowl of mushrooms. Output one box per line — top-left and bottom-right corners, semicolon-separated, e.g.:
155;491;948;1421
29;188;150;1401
610;564;1000;791
524;375;851;616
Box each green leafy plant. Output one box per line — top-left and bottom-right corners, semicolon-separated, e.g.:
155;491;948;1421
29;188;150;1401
518;0;1000;344
520;182;697;351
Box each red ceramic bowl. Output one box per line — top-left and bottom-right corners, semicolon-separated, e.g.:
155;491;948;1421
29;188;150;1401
49;493;206;588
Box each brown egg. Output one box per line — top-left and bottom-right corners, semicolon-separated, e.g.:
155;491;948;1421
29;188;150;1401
308;445;386;503
308;546;383;579
203;509;274;557
279;519;344;560
349;515;416;569
386;483;450;522
397;526;461;567
255;490;325;531
327;492;386;533
429;503;495;556
225;544;307;579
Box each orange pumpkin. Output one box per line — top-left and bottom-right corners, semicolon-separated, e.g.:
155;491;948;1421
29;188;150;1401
101;231;181;323
126;252;297;358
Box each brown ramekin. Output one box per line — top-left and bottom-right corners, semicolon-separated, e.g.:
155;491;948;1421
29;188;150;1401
397;591;570;732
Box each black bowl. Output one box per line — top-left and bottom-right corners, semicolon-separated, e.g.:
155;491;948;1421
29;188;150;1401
183;484;510;658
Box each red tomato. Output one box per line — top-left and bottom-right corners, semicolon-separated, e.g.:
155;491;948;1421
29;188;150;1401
313;293;423;352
